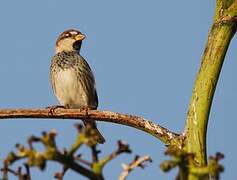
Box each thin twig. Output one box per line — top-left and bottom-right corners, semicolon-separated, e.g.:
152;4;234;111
0;108;180;146
96;140;132;169
23;163;31;180
75;156;92;167
119;155;152;180
54;166;68;180
91;145;99;163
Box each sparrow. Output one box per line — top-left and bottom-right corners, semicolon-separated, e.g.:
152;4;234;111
50;29;105;144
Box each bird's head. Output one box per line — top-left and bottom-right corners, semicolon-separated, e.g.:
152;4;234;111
55;29;86;53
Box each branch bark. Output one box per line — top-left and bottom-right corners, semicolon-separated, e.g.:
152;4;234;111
0;108;180;146
184;1;237;179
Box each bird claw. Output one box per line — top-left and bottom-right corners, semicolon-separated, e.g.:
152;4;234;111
79;106;93;117
79;107;89;117
46;105;66;115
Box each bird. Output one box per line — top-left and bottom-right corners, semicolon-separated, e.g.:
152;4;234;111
50;29;105;144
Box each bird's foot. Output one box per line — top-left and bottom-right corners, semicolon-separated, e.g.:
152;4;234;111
79;106;93;117
46;105;66;115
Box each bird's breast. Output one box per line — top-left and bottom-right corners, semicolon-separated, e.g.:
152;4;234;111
52;68;88;108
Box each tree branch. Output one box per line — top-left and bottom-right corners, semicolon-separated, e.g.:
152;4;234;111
183;1;237;179
3;129;104;180
0;108;180;146
119;155;152;180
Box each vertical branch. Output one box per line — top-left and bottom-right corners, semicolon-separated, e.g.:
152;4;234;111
184;0;237;170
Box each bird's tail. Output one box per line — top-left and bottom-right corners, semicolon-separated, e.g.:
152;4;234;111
84;120;105;144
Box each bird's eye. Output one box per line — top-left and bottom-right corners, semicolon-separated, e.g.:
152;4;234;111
65;33;70;37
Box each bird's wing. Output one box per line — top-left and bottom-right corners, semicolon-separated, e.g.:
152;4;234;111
76;54;98;109
50;55;59;97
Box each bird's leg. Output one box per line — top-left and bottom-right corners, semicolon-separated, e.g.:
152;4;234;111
46;105;67;115
79;106;96;127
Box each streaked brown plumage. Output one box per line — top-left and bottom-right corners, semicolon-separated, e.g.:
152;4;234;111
50;29;105;144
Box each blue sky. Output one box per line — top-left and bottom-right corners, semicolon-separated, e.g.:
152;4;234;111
0;1;236;179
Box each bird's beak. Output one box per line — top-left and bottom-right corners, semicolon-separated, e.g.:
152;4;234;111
75;34;86;41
